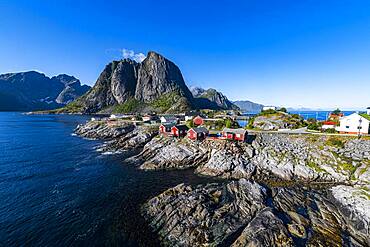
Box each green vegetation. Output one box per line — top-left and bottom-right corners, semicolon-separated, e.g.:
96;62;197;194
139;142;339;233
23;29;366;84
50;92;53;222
279;107;287;113
204;118;239;130
337;162;357;174
359;113;370;121
332;108;342;115
151;92;181;112
186;119;195;128
325;137;345;148
260;109;278;115
306;161;326;173
307;118;323;131
113;98;142;113
225;119;232;128
323;128;338;134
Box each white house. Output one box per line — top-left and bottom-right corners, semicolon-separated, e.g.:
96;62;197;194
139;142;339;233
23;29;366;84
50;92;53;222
262;106;276;111
160;116;178;124
336;113;370;134
367;107;370;115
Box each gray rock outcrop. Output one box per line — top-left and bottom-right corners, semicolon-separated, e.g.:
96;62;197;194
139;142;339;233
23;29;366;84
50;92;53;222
72;52;194;113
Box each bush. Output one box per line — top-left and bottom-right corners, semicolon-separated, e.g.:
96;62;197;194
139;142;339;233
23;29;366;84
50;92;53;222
324;128;337;134
279;107;287;113
332;108;341;115
307;122;320;131
186;119;195;128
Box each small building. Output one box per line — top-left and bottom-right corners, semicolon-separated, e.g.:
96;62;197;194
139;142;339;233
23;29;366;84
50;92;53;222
193;115;204;126
321;121;337;130
142;115;152;122
262;106;276;111
222;128;247;141
171;125;189;137
329;112;344;121
160;116;178;124
187;127;209;140
159;123;176;134
367;107;370;115
185;111;200;121
142;114;159;123
336;113;370;134
110;114;130;119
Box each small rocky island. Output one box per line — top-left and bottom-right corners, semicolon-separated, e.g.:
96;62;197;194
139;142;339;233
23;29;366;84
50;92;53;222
75;119;370;247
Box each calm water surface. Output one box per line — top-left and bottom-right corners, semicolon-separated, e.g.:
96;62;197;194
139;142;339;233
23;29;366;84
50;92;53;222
0;112;210;246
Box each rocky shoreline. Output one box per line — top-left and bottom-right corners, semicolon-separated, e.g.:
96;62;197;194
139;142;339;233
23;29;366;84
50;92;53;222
75;120;370;246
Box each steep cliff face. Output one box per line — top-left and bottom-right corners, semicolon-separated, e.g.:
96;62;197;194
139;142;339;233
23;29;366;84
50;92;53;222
0;71;90;111
72;52;195;113
191;87;238;110
135;52;193;102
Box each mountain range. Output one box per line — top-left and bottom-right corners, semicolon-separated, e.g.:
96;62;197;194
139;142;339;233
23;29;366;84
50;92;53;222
190;87;239;110
0;72;90;111
59;52;243;114
0;51;262;114
233;100;264;112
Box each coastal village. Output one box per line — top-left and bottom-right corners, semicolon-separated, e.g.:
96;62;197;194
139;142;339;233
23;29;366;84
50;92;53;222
92;106;370;144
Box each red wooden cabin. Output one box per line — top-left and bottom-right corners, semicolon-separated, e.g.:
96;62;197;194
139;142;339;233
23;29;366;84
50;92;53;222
187;127;209;140
171;125;189;137
222;128;247;142
159;123;175;134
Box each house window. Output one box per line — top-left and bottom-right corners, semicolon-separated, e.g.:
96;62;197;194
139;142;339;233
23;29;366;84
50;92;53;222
358;126;362;129
236;134;241;138
346;126;350;129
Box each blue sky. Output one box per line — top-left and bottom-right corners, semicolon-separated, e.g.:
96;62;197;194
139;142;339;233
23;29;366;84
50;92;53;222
1;0;369;109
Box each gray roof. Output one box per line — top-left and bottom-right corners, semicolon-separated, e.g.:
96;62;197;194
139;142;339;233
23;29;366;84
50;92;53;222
191;127;209;133
173;124;189;131
161;123;176;128
161;116;178;121
222;128;247;135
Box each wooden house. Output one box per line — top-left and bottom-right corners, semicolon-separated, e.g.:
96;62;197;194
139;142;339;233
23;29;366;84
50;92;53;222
159;123;176;134
171;125;189;137
187;127;209;140
222;128;247;141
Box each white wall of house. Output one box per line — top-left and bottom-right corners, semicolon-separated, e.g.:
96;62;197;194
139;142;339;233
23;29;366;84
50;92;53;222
336;113;370;134
367;108;370;115
322;124;335;130
185;116;193;121
263;106;276;111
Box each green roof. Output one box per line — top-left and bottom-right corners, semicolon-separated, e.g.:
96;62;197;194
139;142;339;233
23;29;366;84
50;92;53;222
359;113;370;121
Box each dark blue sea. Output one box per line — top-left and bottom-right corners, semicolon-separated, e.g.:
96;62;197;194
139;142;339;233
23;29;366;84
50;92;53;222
0;112;208;246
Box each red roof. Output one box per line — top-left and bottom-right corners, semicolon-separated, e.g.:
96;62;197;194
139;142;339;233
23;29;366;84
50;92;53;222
323;121;337;125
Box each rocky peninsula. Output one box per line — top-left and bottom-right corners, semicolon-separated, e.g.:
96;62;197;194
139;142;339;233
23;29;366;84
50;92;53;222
75;119;370;246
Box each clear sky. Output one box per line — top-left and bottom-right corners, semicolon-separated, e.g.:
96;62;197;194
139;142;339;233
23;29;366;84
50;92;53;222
1;0;369;109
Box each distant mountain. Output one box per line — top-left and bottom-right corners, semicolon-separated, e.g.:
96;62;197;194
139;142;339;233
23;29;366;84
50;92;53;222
0;71;90;111
64;51;195;114
191;87;239;110
233;100;264;112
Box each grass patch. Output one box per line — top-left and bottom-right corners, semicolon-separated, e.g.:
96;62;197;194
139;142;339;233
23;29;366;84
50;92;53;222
325;137;345;148
151;92;181;111
113;98;143;113
338;163;357;173
307;161;326;173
